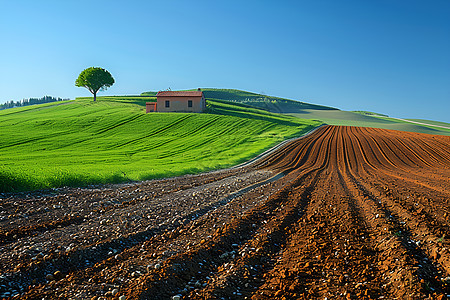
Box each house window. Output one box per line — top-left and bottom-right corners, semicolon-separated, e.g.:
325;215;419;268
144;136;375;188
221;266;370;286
165;100;170;108
188;100;193;108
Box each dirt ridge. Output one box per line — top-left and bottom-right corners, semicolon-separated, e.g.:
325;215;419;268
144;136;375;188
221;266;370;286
1;125;449;299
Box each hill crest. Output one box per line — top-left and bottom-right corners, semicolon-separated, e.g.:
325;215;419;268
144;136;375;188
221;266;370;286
142;88;337;113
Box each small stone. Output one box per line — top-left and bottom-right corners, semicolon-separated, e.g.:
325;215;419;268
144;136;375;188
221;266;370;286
155;263;161;269
46;274;54;281
431;247;440;260
172;295;181;300
54;270;63;280
119;296;127;300
111;289;119;296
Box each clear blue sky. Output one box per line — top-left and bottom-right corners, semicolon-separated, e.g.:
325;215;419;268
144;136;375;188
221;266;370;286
1;0;449;122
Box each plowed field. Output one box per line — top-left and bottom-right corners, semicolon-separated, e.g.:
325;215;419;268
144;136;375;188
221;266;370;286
1;125;449;299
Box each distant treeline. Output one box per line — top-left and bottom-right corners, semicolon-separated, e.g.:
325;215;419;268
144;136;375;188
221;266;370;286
352;110;389;117
0;96;69;110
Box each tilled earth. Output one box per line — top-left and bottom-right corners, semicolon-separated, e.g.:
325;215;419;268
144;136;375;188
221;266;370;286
0;125;449;300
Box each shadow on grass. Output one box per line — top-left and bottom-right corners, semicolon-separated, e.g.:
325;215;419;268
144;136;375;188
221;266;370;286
0;171;38;193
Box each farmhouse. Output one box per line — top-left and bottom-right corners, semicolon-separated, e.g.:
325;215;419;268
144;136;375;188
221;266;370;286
146;89;206;113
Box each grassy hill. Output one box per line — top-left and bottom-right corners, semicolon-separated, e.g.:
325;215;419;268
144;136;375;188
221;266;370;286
375;117;450;134
200;90;449;135
406;119;450;128
0;96;319;193
142;88;449;135
287;110;450;135
142;88;337;113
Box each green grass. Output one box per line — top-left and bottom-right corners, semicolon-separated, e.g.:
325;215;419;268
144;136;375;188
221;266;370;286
0;96;320;193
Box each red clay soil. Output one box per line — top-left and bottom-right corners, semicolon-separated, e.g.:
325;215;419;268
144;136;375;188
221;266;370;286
1;125;449;300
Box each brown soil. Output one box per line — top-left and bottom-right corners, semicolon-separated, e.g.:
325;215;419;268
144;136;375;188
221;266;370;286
0;125;449;300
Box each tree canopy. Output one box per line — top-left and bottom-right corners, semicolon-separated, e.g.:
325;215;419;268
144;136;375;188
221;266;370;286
75;67;114;101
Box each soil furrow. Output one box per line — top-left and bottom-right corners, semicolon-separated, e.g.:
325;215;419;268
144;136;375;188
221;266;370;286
2;125;450;299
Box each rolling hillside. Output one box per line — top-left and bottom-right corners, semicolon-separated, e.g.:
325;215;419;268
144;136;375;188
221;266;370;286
143;88;449;135
288;110;450;135
407;119;450;128
0;97;319;192
201;89;450;135
142;88;337;112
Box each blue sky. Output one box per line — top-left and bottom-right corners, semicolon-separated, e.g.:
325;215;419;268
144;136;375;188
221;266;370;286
1;0;449;122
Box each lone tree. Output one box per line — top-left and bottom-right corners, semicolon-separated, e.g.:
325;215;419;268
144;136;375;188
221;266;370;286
75;67;114;102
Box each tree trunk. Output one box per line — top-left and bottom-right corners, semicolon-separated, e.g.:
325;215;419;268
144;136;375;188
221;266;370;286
94;92;97;102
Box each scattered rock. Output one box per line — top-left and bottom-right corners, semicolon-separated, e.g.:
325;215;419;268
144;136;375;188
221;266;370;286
45;274;54;281
53;270;63;280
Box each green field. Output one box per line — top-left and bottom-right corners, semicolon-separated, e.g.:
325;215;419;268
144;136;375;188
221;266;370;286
0;97;319;192
406;119;450;128
372;117;450;134
288;110;450;135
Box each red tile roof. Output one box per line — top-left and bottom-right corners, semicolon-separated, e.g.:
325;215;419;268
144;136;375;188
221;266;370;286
156;91;203;97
